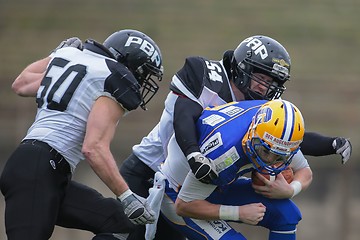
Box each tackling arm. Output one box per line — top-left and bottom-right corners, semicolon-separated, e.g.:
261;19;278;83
82;96;128;195
173;96;218;183
12;57;50;97
12;37;83;98
301;132;352;164
173;96;203;156
301;132;335;156
82;96;155;225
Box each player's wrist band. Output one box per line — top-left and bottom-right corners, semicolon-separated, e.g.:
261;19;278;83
219;205;239;221
118;189;133;201
186;152;201;160
290;180;302;198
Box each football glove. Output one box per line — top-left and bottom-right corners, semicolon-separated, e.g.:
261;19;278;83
52;37;83;53
117;189;155;225
187;152;218;184
332;137;352;164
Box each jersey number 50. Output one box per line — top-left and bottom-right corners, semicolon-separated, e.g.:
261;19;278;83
36;57;87;112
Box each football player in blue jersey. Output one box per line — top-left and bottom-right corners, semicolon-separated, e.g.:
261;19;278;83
1;30;163;240
158;99;312;240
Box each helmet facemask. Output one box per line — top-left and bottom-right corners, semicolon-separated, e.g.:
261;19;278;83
103;29;164;110
231;35;291;101
233;56;288;100
245;136;298;176
242;100;304;176
134;63;163;110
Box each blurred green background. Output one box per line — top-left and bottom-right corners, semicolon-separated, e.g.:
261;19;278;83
0;0;359;239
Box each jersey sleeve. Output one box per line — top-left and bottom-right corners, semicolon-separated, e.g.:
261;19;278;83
170;56;207;98
170;56;233;105
104;59;142;111
178;171;217;202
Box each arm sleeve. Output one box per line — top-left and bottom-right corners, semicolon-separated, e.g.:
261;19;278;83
178;171;217;202
290;150;309;172
300;131;336;156
173;96;203;157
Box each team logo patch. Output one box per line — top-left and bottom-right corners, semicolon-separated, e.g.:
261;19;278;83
200;132;223;155
213;146;240;173
192;219;231;238
202;114;225;126
219;105;244;117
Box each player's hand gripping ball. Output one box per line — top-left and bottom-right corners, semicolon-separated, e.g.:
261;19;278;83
251;166;294;186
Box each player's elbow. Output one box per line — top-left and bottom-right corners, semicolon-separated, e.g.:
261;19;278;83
303;167;313;190
82;141;103;166
174;198;188;217
11;78;24;96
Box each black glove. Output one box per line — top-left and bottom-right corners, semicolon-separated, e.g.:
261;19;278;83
332;137;352;164
52;37;83;53
117;189;155;225
187;152;218;184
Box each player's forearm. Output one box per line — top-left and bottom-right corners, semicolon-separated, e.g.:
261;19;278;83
83;146;129;196
301;132;335;156
293;167;313;192
82;97;128;196
175;198;220;220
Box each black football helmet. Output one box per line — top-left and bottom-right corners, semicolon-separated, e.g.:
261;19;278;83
103;29;164;109
231;35;291;100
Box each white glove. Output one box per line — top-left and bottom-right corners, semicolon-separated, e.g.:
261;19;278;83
52;37;83;53
187;152;218;184
117;189;155;225
332;137;352;164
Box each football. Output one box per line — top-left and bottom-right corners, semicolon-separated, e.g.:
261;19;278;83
251;166;294;186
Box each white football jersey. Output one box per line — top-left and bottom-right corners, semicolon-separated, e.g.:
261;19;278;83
25;44;142;171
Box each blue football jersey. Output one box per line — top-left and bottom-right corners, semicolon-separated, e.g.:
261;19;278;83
196;100;267;186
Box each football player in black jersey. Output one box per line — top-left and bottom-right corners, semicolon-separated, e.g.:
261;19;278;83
119;35;352;240
0;30;163;240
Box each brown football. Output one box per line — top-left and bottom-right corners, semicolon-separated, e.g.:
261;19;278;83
251;166;294;186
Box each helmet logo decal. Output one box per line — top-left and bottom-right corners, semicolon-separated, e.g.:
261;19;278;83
254;107;272;127
272;63;289;79
125;36;161;67
242;37;268;60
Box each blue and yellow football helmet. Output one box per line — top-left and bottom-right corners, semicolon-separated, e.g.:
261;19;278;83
242;99;305;175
